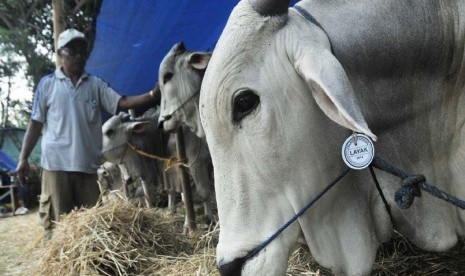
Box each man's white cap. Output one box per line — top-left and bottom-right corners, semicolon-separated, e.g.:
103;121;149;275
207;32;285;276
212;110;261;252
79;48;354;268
57;29;87;49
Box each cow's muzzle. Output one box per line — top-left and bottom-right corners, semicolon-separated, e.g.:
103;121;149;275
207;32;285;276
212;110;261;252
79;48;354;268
218;256;247;276
158;115;171;129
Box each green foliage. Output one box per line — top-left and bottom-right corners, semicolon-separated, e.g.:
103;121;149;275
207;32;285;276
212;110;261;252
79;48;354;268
0;0;55;87
8;100;32;128
0;56;20;78
0;0;55;128
0;0;100;127
0;54;24;127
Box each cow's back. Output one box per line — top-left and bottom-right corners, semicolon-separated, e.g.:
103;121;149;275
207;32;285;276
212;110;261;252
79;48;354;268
299;0;463;76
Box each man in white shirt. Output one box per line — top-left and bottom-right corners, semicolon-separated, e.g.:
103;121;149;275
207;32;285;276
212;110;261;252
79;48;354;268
16;29;158;237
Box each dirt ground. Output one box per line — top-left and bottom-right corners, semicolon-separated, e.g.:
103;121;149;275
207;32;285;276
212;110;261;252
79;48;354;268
0;209;42;276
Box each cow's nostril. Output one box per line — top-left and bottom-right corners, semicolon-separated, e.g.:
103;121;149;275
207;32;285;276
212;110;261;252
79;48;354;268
158;115;171;129
157;120;164;129
218;257;247;276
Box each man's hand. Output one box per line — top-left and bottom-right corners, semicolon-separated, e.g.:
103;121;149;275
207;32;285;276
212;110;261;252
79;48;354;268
16;159;30;186
16;119;43;186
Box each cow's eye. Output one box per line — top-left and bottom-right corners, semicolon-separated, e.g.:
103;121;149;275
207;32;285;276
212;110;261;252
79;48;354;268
105;129;114;137
163;72;173;84
233;90;259;123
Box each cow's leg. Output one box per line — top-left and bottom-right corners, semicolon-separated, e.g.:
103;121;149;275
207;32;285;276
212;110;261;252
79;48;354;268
118;165;132;199
196;181;216;225
168;190;177;211
183;215;189;235
181;193;189;235
140;179;153;208
164;170;178;212
203;200;215;225
122;176;130;198
189;164;216;225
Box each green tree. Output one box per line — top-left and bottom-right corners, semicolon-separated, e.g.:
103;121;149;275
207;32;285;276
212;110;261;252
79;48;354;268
0;54;22;127
0;0;55;91
0;0;101;127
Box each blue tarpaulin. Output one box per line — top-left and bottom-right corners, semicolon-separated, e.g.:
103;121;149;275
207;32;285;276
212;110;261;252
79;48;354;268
86;0;239;95
86;0;297;96
0;149;17;172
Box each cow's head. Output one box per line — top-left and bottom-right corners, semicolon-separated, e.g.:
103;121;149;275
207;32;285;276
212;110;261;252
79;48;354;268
200;0;377;275
158;42;211;138
97;161;123;191
101;112;152;164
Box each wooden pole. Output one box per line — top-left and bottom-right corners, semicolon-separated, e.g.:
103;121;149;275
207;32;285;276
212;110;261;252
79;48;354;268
52;0;65;68
176;128;197;233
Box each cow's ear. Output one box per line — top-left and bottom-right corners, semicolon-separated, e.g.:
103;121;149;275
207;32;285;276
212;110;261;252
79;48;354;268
188;52;211;70
126;121;150;134
295;49;377;141
118;112;131;122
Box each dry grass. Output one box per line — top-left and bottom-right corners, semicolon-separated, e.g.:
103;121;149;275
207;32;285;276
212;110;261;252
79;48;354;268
372;233;465;276
20;198;465;276
30;199;195;276
286;234;465;276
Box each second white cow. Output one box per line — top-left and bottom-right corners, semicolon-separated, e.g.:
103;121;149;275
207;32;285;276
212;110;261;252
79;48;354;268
158;42;211;140
102;108;216;228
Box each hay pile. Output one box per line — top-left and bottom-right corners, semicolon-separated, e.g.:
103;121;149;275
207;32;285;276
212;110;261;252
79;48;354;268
371;233;465;276
33;198;212;275
30;198;465;276
286;234;465;276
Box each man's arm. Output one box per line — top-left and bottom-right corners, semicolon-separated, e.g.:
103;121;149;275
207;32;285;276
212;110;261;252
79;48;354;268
16;120;43;185
118;83;160;110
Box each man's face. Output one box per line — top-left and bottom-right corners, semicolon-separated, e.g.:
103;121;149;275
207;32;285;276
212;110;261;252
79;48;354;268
59;40;88;75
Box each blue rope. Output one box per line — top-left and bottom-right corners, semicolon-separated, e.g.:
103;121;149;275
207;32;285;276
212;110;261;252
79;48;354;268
244;155;465;262
371;156;465;210
419;182;465;209
245;168;351;260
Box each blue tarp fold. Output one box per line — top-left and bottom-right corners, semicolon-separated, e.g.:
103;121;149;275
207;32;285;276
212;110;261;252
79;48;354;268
86;0;297;96
86;0;239;95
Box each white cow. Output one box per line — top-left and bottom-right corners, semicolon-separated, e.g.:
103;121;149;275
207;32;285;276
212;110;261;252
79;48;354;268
200;0;465;275
102;110;166;207
102;108;216;226
158;42;211;139
97;161;124;202
156;42;217;226
97;161;148;203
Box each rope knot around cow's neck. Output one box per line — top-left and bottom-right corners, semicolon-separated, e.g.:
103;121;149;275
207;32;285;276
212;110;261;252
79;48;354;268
164;157;186;172
394;174;425;209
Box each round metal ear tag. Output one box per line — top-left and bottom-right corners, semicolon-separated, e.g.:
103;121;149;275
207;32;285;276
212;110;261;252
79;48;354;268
341;133;375;170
